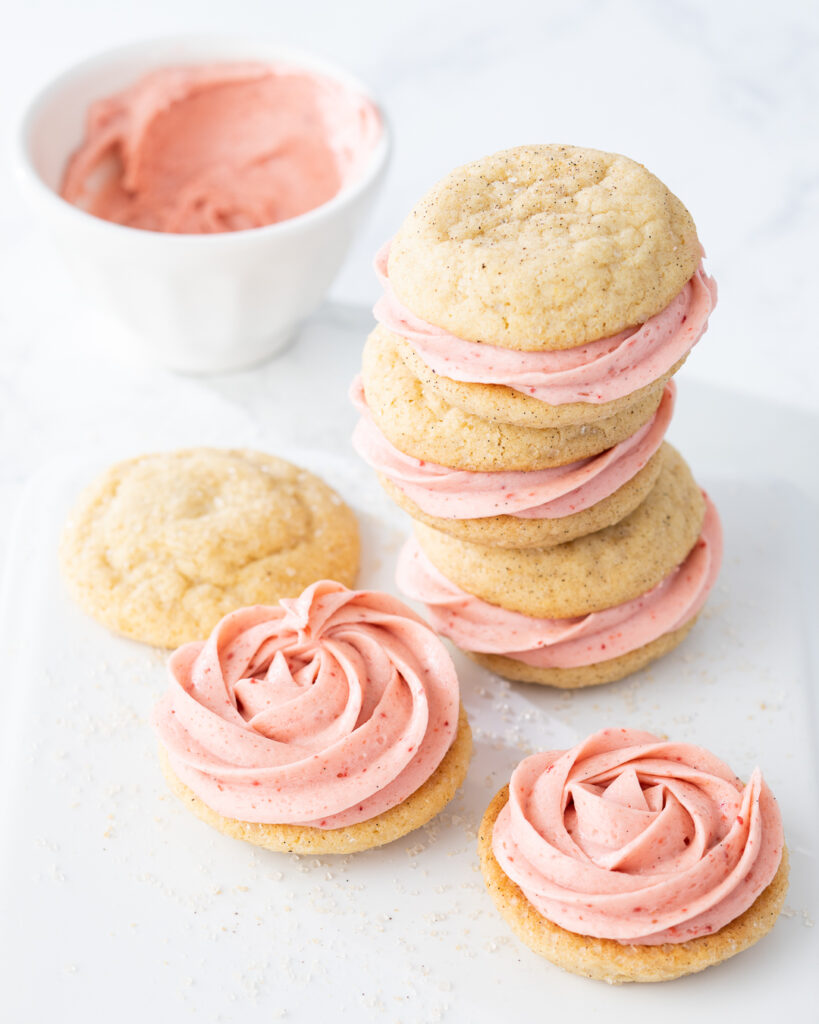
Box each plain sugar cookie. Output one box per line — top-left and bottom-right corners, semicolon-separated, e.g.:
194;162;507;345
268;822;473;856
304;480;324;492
60;448;360;647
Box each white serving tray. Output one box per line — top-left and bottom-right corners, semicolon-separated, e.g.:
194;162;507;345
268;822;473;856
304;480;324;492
1;450;817;1023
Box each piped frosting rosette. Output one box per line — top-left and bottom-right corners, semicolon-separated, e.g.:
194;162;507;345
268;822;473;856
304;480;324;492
396;497;722;669
373;243;717;405
492;728;785;944
153;580;460;829
352;377;674;520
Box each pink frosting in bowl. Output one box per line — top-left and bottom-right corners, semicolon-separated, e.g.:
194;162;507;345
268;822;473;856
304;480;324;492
152;581;460;829
492;729;785;944
17;38;390;373
374;243;717;405
396;496;722;668
352;378;675;520
60;62;381;234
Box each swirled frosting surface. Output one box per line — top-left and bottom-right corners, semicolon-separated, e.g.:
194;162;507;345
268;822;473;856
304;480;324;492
492;729;784;944
61;63;381;233
153;580;459;828
374;243;716;404
352;378;673;519
396;497;722;667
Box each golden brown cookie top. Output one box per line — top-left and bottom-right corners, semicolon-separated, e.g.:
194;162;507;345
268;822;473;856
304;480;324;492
389;144;701;351
60;448;360;648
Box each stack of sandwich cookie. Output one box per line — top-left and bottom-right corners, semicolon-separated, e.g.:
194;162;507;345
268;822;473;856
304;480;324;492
353;144;722;688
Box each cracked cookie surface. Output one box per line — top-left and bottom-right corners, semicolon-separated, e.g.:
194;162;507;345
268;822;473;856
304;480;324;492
389;144;700;350
60;448;359;647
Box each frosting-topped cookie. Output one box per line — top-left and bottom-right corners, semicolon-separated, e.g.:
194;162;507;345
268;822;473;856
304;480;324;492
60;448;360;648
154;580;472;853
479;730;788;982
389;145;701;351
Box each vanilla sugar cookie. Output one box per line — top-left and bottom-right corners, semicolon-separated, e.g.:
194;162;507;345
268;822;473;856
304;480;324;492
154;581;472;853
60;448;360;648
389;144;701;351
412;446;704;618
361;328;667;471
479;732;789;983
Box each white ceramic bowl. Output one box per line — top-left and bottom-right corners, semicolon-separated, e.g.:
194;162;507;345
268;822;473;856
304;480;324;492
16;36;390;373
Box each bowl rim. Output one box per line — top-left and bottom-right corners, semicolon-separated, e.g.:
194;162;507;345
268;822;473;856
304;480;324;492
15;32;392;245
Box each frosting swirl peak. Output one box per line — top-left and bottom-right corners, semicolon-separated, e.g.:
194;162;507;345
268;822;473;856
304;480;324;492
153;581;460;829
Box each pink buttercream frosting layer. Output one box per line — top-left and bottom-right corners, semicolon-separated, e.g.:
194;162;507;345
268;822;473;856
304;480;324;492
396;497;722;668
352;378;674;520
61;63;381;233
492;729;784;944
373;243;717;405
152;581;459;828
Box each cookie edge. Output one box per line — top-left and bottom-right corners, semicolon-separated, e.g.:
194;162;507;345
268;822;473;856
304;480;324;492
159;704;472;854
